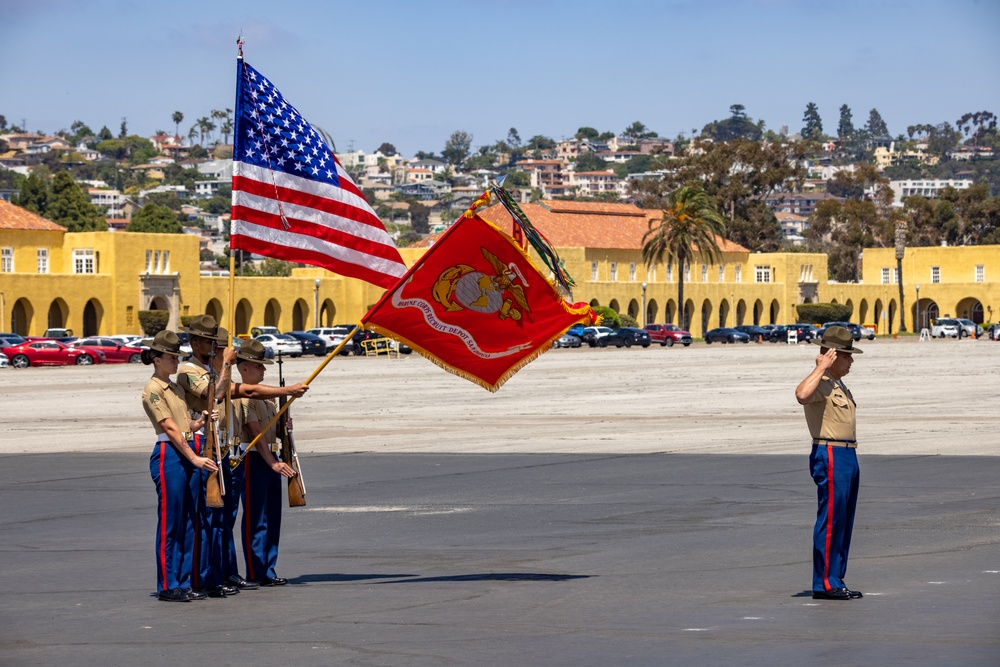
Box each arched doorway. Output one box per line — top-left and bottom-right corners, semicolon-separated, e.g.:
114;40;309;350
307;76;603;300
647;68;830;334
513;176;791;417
12;298;33;336
956;297;984;324
665;299;676;325
48;298;68;329
718;299;730;328
320;298;336;327
769;299;780;325
700;299;712;335
627;299;639;320
915;299;939;331
149;296;169;311
858;299;869;325
753;299;763;326
845;299;854;320
887;299;897;335
292;299;308;331
874;299;884;332
264;299;281;328
235;299;253;335
609;299;620;314
205;298;223;325
83;299;102;336
683;299;694;331
646;298;659;325
736;299;747;327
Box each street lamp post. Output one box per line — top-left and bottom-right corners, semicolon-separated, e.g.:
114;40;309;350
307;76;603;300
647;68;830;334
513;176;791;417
915;284;921;332
641;282;647;327
314;278;321;328
895;221;907;333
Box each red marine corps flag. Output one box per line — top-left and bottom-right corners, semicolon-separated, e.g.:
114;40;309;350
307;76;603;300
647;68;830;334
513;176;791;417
363;207;593;392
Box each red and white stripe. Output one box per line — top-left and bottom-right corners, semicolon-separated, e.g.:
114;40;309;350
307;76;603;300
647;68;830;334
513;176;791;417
231;157;406;289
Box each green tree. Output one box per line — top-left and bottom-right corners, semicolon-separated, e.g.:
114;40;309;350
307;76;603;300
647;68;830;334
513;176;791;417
575;127;599;140
622;121;655;145
96;139;126;160
865;108;889;137
408;201;430;234
641;186;726;330
801;102;823;139
13;172;49;214
144;191;183;211
97;126;113;141
574;152;609;172
238;258;293;276
442;130;473;166
837;104;855;139
376;142;397;155
701;104;763;142
171;111;184;138
526;135;555;151
956;111;997;149
127;203;183;234
504;170;530;187
47;171;106;231
0;114;6;131
631;138;809;251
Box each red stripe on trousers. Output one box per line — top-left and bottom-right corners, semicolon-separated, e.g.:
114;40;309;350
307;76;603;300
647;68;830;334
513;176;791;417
824;445;834;591
158;441;168;592
244;456;254;580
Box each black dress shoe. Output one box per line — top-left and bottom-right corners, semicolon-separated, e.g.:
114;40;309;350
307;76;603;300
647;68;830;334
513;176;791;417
158;588;191;602
812;588;852;600
253;576;289;586
205;586;227;598
221;584;239;596
226;575;260;590
185;588;207;601
846;589;863;598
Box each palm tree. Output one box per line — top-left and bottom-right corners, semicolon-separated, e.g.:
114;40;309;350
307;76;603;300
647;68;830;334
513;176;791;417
171;111;184;139
642;186;726;331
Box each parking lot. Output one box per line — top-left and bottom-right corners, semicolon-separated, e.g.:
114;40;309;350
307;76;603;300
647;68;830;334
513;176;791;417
1;334;995;457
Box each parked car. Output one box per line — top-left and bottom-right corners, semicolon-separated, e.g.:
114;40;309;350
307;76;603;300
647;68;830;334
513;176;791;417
353;331;412;355
107;334;144;347
284;331;327;357
604;327;651;348
0;333;27;346
987;323;1000;341
553;333;582;348
566;323;590;338
255;333;303;358
734;325;770;342
68;337;143;363
250;326;280;337
704;327;751;344
6;340;107;367
175;332;194;356
38;327;78;343
305;327;356;355
955;318;983;339
769;324;818;343
579;326;614;347
930;318;961;338
815;322;867;342
0;352;7;368
643;323;693;347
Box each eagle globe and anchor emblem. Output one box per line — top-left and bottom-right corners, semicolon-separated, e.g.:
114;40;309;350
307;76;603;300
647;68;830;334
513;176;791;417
432;247;531;321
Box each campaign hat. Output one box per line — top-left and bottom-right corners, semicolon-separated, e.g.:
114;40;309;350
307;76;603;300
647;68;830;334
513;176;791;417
184;314;226;341
141;330;185;357
235;338;273;365
810;325;863;354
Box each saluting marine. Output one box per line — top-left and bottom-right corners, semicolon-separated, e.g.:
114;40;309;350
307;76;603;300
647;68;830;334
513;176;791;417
141;330;218;602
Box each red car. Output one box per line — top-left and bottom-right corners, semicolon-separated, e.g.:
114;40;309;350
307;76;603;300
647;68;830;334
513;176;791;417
68;337;144;363
643;323;694;347
6;340;107;368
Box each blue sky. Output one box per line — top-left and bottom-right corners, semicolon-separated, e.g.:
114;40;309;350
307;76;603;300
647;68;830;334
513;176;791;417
2;0;998;157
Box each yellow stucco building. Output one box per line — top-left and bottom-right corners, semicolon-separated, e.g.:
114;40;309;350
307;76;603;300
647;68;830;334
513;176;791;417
1;199;996;338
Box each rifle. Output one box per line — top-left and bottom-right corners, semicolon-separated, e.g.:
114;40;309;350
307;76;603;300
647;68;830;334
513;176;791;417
203;340;225;508
277;352;306;507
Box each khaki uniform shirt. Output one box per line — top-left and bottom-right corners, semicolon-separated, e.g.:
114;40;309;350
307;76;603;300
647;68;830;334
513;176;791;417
241;397;280;453
802;374;857;442
178;358;235;436
142;376;192;437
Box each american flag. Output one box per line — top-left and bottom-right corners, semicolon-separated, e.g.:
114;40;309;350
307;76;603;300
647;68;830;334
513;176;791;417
230;59;406;289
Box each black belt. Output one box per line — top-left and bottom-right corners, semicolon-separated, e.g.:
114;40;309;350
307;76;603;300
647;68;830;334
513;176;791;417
813;438;857;449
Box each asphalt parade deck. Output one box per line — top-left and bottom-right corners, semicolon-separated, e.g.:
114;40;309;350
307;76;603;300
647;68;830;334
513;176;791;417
1;451;997;666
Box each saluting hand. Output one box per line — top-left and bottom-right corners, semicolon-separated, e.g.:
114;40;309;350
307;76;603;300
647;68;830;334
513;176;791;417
815;348;838;371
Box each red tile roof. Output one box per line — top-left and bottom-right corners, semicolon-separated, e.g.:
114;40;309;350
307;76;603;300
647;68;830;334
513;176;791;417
410;200;747;253
0;200;67;231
